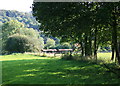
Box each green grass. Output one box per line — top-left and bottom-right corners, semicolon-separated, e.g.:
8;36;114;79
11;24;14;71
1;53;120;85
98;52;112;61
0;53;51;61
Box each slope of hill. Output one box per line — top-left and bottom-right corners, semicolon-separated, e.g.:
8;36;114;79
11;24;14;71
0;10;39;30
0;10;61;47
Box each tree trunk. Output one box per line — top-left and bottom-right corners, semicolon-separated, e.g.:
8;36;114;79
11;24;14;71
118;41;120;58
85;35;88;57
80;42;84;56
111;30;115;60
111;45;114;60
94;27;97;62
112;6;120;64
84;32;92;58
89;30;92;56
113;25;119;64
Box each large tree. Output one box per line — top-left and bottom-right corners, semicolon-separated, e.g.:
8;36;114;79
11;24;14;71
2;20;24;41
1;20;24;54
32;2;120;63
32;2;93;56
2;20;44;54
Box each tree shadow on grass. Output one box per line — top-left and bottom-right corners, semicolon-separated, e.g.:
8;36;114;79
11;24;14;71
2;59;120;85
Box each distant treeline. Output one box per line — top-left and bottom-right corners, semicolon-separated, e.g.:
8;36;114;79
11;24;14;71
0;10;39;30
0;10;60;44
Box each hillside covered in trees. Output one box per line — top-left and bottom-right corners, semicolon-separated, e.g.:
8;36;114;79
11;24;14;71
0;10;39;30
0;10;73;54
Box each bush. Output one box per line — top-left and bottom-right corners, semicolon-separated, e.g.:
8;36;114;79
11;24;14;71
5;34;43;54
55;42;71;49
44;38;55;49
61;42;71;49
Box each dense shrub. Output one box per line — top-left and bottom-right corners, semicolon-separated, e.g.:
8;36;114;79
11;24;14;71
54;42;71;49
16;28;40;38
61;42;71;49
5;34;44;53
44;38;55;49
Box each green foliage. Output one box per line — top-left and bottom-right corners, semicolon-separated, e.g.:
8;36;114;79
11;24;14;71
98;46;111;52
5;34;43;53
0;10;39;30
32;2;120;64
1;20;44;54
1;20;25;54
0;22;2;52
61;42;71;49
2;20;24;41
16;28;40;38
44;38;55;49
55;42;71;49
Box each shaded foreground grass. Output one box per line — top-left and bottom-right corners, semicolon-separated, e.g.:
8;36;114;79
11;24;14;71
1;54;120;85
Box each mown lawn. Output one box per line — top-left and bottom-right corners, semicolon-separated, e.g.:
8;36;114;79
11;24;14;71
1;53;120;85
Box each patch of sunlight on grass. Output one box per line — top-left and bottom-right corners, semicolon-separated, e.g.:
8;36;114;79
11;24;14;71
61;75;67;78
64;66;85;70
24;63;34;65
81;75;89;80
49;72;65;75
0;54;53;61
74;74;82;77
23;69;39;72
98;52;112;61
16;74;36;77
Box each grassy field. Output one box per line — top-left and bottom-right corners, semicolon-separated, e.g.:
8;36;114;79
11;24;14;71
97;52;112;61
0;53;52;61
0;52;112;61
1;53;120;85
